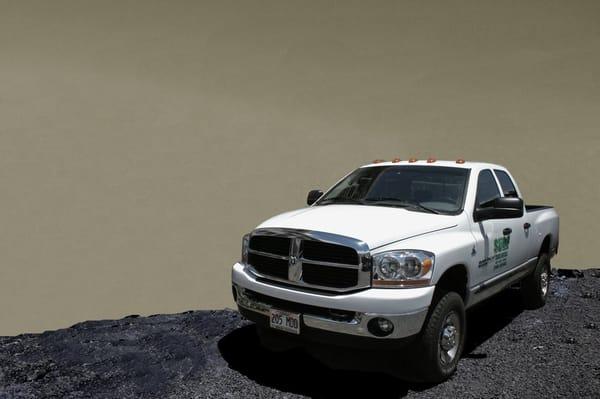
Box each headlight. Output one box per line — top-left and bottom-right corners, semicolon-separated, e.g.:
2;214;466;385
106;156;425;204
241;233;250;264
372;250;434;288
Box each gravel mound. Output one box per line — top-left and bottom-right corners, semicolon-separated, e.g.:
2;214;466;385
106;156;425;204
1;270;599;398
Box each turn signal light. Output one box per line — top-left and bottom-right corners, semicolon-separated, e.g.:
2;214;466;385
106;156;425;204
422;257;433;271
408;157;418;163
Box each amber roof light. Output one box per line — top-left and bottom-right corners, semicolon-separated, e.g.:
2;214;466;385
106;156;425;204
427;157;437;163
456;158;465;164
408;157;418;163
392;158;402;163
372;159;385;164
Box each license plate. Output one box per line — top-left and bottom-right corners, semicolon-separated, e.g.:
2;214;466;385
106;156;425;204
269;309;301;335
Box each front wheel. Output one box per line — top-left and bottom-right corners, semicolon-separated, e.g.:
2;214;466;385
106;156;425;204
407;291;466;383
521;253;550;309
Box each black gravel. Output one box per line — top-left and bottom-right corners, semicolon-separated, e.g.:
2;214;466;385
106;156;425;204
1;270;599;398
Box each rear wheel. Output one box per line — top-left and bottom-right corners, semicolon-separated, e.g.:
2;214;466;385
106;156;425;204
521;253;550;309
407;291;466;383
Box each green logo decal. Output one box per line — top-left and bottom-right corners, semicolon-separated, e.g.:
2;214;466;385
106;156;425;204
494;236;510;253
493;235;510;269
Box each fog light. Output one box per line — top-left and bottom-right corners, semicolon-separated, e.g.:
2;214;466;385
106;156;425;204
378;318;393;332
367;317;394;337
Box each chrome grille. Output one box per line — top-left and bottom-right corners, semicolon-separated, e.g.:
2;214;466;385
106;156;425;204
247;252;288;280
301;262;358;288
303;240;358;265
245;228;371;292
249;235;290;256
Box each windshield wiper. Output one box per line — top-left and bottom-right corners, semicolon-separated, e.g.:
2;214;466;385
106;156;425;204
405;202;442;214
364;198;441;214
317;197;365;206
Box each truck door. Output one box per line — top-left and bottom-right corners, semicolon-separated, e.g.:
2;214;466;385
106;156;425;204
471;169;505;286
493;169;533;267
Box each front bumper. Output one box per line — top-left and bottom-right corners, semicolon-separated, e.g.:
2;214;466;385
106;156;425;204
232;262;434;341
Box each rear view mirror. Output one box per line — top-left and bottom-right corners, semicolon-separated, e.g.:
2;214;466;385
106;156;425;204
474;197;524;222
307;190;323;206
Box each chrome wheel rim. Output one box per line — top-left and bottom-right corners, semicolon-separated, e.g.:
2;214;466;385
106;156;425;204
439;311;460;365
540;268;549;297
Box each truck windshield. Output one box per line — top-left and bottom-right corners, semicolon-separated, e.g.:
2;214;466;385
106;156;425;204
317;166;470;214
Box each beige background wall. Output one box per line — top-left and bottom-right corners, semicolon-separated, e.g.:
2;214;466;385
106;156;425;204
1;1;599;335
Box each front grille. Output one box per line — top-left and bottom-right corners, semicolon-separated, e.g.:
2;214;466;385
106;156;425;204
303;240;359;265
248;252;288;279
244;289;355;322
246;231;367;292
249;235;290;256
302;263;358;288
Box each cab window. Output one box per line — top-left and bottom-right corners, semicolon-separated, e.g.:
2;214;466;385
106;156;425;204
476;170;500;208
494;169;518;197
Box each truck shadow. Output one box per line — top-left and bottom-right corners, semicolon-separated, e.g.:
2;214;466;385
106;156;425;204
218;289;524;398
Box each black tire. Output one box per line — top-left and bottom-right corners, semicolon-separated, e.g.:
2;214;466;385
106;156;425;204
407;292;466;383
521;253;550;309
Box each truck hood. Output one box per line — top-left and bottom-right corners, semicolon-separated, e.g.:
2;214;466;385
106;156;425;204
256;205;458;250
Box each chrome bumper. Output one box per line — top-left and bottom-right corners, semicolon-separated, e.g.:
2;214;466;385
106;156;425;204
232;262;433;339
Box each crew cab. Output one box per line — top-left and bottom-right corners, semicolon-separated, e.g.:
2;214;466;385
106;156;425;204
231;159;559;382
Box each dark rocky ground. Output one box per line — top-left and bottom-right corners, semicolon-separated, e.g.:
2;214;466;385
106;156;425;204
1;270;600;399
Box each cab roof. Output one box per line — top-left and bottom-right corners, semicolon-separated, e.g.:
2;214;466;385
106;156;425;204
360;159;507;172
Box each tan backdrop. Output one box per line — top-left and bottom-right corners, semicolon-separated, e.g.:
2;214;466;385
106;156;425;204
1;1;598;335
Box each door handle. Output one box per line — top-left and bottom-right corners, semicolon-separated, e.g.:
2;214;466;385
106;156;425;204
503;228;512;235
524;222;531;230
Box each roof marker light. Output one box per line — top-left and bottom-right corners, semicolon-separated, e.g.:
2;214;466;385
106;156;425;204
456;158;465;164
408;157;418;163
427;157;436;163
373;159;385;164
392;158;401;163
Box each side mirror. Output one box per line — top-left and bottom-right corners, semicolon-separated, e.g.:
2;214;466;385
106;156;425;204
474;197;524;222
307;189;323;206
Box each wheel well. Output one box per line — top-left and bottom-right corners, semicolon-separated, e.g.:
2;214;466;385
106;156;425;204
540;235;551;256
435;265;468;301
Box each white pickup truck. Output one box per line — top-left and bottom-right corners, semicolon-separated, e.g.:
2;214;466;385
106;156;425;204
231;159;559;382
